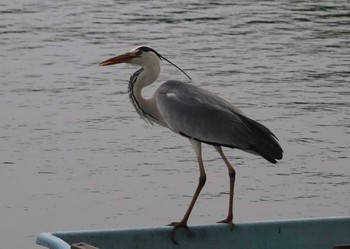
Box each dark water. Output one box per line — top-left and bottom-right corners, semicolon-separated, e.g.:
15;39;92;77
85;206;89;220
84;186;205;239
1;1;349;248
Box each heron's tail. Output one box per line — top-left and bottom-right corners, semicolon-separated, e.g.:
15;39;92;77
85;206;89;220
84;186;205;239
239;114;283;164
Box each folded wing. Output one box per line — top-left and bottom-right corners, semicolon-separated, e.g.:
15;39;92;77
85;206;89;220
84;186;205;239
155;80;283;163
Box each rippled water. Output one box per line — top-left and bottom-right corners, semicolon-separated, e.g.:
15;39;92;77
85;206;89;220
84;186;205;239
1;1;349;248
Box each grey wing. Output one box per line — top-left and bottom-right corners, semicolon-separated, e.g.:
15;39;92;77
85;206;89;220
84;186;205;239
155;81;283;163
155;81;252;148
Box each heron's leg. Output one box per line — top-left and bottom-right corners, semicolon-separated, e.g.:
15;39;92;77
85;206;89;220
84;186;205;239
168;139;206;244
215;146;235;228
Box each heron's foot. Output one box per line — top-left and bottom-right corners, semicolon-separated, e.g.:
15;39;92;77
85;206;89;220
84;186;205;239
167;221;193;244
217;218;235;230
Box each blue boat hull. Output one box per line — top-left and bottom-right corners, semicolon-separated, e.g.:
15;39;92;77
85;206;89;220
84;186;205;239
37;216;350;249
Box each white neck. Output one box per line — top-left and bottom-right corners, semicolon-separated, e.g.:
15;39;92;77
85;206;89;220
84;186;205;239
128;53;163;125
134;61;160;93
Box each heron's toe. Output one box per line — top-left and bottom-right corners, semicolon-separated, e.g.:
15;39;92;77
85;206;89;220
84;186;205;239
167;221;193;244
217;219;235;230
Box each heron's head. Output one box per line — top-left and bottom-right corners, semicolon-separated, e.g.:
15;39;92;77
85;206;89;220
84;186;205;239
99;46;161;67
100;46;191;80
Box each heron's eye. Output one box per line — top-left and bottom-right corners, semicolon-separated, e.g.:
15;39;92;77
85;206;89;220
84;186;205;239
135;50;143;57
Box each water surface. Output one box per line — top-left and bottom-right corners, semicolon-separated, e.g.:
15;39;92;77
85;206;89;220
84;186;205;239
0;1;349;248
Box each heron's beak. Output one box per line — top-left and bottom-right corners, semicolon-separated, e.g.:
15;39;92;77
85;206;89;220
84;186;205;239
99;52;136;66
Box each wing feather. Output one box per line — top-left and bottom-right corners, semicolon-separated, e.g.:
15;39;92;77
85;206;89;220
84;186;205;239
156;81;251;147
155;80;283;163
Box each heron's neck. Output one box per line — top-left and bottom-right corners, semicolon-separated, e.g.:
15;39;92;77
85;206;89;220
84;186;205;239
128;62;161;124
133;62;160;95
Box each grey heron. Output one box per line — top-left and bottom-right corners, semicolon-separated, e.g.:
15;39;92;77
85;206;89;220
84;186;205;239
100;46;283;243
